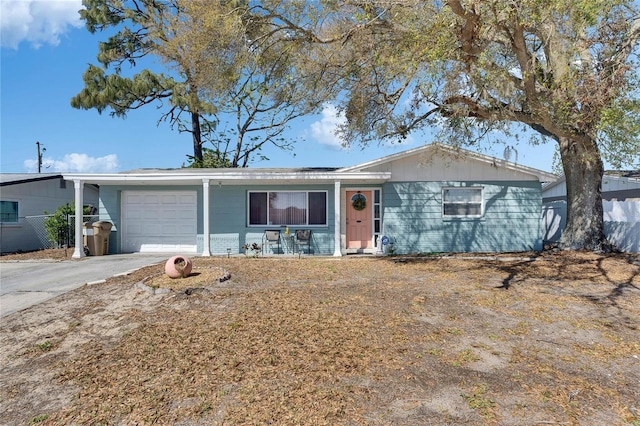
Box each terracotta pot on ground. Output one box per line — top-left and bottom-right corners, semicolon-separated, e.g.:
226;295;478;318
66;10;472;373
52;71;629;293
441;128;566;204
164;255;193;279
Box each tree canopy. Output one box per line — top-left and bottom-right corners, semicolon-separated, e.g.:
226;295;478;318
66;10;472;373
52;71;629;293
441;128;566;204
267;0;640;250
72;0;325;167
71;0;216;162
183;147;232;168
71;0;639;250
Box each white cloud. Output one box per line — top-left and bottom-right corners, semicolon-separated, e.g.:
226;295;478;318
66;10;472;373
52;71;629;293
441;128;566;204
309;104;348;150
0;0;83;49
24;153;119;173
309;103;420;150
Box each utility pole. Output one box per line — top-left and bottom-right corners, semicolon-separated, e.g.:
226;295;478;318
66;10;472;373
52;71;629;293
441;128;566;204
36;141;45;173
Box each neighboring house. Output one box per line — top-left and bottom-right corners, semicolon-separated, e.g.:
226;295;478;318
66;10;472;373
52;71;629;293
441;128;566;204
63;143;556;258
0;174;99;253
542;171;640;253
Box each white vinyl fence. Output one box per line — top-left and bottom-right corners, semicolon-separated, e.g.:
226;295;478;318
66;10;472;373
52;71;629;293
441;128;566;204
542;200;640;252
603;200;640;252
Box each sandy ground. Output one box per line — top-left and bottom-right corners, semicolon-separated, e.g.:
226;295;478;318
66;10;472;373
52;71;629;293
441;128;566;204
1;250;639;425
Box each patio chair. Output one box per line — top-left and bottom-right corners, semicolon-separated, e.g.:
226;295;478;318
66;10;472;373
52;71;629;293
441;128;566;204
294;229;312;255
262;230;281;255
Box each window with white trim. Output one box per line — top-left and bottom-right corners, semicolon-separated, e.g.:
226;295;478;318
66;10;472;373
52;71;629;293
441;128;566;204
442;187;483;218
0;200;19;223
248;191;328;226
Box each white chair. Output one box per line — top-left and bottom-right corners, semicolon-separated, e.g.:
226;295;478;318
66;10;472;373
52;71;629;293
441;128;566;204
262;230;281;254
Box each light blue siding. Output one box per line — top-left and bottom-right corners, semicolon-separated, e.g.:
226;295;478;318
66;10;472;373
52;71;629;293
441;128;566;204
204;184;248;254
99;180;542;255
99;186;121;254
100;184;336;255
381;181;543;253
202;184;336;255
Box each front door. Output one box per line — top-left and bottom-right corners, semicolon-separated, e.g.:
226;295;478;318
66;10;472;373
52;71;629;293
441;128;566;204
346;190;373;250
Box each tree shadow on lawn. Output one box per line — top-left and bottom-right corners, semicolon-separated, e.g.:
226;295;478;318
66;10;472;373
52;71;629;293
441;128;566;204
379;250;640;328
504;252;638;329
594;256;640;302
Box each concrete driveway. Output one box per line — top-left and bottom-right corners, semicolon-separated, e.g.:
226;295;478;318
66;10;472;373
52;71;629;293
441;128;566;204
0;254;169;317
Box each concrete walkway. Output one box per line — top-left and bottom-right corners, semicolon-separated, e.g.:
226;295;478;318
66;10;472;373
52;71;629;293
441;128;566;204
0;254;168;317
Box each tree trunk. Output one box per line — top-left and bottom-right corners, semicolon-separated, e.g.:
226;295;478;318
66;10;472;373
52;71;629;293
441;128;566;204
557;135;608;251
231;132;243;168
191;112;203;162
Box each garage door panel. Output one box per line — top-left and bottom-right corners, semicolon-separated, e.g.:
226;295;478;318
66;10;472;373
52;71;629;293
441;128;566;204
124;192;142;202
125;223;143;234
127;210;145;220
138;243;195;253
122;190;197;253
162;224;178;235
177;210;196;220
160;210;178;220
141;223;158;235
161;194;177;203
177;224;196;234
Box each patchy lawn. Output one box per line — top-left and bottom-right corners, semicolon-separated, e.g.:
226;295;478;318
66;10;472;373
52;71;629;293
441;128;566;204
1;248;75;261
1;251;639;425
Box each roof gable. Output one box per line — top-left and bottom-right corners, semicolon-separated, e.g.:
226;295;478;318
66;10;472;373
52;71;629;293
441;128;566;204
339;143;556;182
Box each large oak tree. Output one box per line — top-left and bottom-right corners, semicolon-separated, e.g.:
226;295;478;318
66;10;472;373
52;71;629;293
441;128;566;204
274;0;640;250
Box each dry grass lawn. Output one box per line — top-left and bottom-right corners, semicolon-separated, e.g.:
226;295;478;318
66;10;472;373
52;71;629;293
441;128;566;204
1;250;639;425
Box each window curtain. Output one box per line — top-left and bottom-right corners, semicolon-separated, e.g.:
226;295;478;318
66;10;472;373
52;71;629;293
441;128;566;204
269;192;306;225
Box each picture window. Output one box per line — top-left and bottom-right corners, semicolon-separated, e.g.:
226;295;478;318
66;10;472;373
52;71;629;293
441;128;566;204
442;187;483;218
248;191;327;226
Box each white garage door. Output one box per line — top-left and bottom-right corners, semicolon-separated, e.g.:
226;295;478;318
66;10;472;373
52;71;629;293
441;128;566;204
121;191;197;253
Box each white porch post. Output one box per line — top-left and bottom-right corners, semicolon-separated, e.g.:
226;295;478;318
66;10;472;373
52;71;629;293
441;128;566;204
333;180;342;257
72;179;85;259
202;179;211;256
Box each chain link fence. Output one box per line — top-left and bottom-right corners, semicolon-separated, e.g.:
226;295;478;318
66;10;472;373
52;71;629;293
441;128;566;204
24;214;99;249
24;215;56;249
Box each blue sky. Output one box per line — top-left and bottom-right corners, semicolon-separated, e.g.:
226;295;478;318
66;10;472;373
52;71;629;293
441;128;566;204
0;0;557;174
